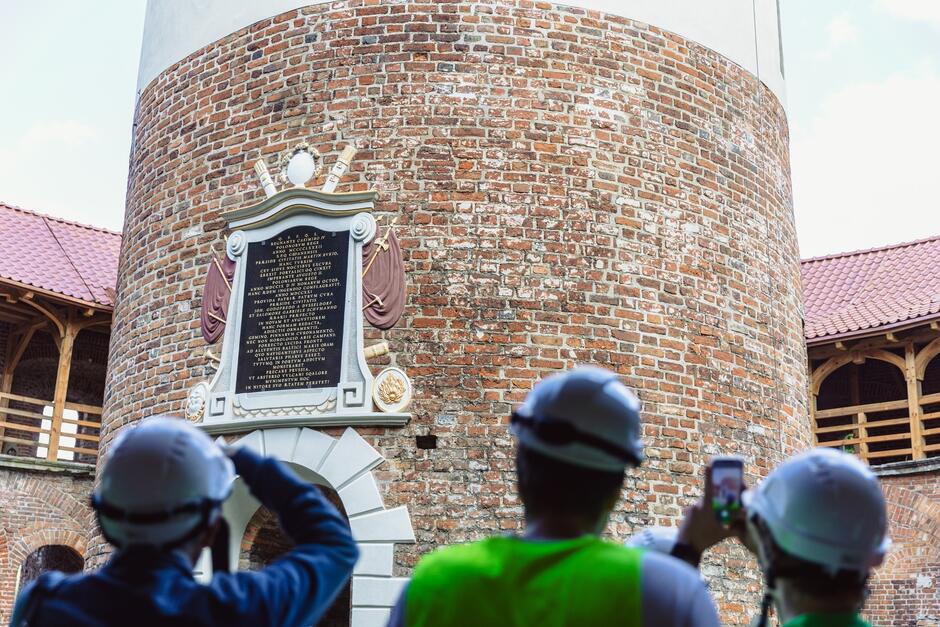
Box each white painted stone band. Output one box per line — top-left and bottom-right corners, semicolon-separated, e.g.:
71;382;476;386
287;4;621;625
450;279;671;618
138;0;785;102
214;427;416;627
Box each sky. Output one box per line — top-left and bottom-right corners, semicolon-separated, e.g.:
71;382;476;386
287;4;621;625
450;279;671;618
0;1;937;257
782;0;940;257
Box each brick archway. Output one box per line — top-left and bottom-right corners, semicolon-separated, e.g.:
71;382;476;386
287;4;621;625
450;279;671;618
866;483;940;624
215;427;415;627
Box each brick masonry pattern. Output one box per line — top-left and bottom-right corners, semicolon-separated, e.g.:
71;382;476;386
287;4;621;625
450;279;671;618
0;468;93;621
101;1;809;622
867;472;940;625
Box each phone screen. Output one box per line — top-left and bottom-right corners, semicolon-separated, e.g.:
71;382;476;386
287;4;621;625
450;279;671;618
710;459;743;523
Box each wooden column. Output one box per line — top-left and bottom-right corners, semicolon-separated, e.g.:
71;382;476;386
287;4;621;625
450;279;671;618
810;393;818;445
0;344;12;450
857;412;869;459
905;342;925;460
47;315;78;461
849;365;870;460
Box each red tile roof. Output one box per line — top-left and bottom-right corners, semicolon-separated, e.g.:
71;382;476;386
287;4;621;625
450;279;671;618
0;202;121;309
801;235;940;344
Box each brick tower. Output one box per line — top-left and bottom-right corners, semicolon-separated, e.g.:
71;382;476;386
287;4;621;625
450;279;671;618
104;1;808;623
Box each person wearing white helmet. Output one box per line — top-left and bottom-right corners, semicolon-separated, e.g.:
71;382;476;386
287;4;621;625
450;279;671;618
743;448;888;627
388;366;720;627
10;416;359;627
675;448;889;627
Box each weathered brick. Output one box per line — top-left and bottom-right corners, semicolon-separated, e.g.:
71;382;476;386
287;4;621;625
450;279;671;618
98;2;809;624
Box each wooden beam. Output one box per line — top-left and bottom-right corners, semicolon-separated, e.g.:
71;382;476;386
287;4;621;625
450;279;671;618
810;394;819;445
915;336;940;381
0;325;37;450
905;342;925;460
886;332;899;343
46;315;78;461
811;348;907;395
811;354;855;395
19;296;65;337
77;317;112;331
6;328;37;375
922;391;940;405
835;341;848;351
815;398;908;419
0;324;39;444
932;321;940;331
0;276;113;314
808;325;940;361
816;416;911;433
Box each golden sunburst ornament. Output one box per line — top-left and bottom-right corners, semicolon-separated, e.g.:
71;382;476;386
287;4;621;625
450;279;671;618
372;367;412;413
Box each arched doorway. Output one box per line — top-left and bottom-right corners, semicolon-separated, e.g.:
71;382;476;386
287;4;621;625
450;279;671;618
239;490;352;626
213;427;416;627
18;545;83;592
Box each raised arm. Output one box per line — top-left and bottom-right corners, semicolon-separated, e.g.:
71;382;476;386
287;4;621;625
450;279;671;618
211;446;359;627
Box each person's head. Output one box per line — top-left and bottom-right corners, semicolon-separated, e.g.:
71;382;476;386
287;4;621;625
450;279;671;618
510;366;643;534
744;448;889;622
92;416;235;562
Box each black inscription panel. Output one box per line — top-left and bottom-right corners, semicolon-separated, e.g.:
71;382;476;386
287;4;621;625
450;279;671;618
235;225;349;394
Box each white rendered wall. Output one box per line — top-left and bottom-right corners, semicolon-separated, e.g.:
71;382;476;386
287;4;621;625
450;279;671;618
137;0;786;102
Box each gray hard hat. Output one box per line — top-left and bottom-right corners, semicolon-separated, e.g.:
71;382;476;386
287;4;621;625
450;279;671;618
745;447;890;575
511;366;644;472
93;416;235;549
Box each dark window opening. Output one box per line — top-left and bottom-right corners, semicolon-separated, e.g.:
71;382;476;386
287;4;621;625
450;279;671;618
816;360;910;465
921;356;940;458
239;487;351;626
20;545;83;591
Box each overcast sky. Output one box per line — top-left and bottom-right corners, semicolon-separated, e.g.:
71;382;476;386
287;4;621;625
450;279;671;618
0;1;937;258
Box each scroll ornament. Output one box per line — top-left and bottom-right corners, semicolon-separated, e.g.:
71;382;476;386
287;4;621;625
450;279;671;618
361;217;406;330
200;253;237;344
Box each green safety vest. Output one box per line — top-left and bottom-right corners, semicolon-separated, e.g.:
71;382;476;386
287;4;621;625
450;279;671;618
406;535;644;627
783;613;870;627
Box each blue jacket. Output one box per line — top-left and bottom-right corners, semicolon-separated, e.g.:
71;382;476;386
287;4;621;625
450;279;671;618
10;448;359;627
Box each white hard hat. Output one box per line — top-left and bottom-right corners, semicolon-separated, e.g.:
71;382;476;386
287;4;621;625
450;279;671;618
93;416;235;549
511;366;643;472
626;526;678;554
745;447;889;575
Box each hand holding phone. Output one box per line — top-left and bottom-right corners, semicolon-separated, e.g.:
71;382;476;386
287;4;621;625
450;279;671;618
709;456;744;525
675;457;745;561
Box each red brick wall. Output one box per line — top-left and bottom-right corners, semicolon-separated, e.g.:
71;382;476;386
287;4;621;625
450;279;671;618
104;2;808;622
0;466;94;622
867;466;940;625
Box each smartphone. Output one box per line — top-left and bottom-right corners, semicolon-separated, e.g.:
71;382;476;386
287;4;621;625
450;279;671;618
709;456;744;524
210;518;231;574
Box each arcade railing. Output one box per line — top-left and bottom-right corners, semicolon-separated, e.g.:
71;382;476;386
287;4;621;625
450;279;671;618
0;391;102;464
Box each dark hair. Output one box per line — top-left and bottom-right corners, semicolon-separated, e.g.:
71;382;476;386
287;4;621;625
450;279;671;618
774;550;868;598
754;517;869;599
516;444;625;522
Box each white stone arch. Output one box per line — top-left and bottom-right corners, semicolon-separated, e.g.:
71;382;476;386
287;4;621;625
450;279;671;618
212;427;414;627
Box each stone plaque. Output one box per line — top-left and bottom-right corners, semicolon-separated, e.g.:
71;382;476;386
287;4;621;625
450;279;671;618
235;225;349;394
193;187;410;432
